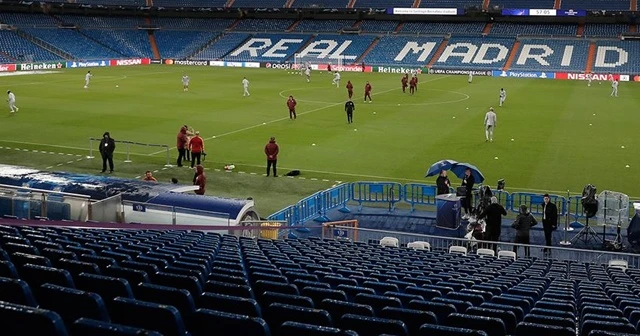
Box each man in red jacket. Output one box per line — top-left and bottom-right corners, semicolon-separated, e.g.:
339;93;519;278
346;80;353;99
189;131;205;168
364;81;372;103
287;95;297;120
401;74;408;93
193;165;206;195
264;136;279;177
176;126;188;167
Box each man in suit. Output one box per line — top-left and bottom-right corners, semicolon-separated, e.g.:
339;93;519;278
436;170;450;195
461;168;475;219
542;193;558;256
478;196;507;253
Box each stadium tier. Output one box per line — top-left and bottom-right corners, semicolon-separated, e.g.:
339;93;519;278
154;31;218;59
507;39;590;72
0;12;61;27
22;28;124;60
595;40;640;74
80;30;154;58
562;0;631;11
291;0;351;8
0;30;62;62
400;21;485;35
583;23;629;37
56;15;144;28
359;20;400;33
293;19;356;32
151;17;235;31
224;33;312;62
430;37;515;70
489;23;578;36
233;19;296;32
363;36;444;66
192;33;252;60
1;225;640;336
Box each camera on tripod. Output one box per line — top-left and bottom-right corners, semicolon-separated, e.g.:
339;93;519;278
582;184;598;218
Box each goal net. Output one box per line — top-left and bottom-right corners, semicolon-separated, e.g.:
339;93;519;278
294;54;344;74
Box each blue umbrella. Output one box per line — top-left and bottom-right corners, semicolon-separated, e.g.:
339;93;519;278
450;162;485;184
425;159;459;177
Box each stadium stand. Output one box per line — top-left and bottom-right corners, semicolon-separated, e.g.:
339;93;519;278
223;33;312;62
192;33;252;60
431;36;515;69
233;18;295;32
0;13;60;27
294;19;356;32
80;30;154;58
0;225;639;336
152;0;227;7
309;34;376;62
153;30;218;59
291;0;350;8
508;38;590;72
363;36;444;65
359;20;400;33
401;21;485;35
420;0;484;8
0;30;61;61
151;17;235;31
354;0;414;8
490;23;578;36
490;0;555;8
583;23;629;37
562;0;631;11
232;0;289;7
22;28;123;59
71;0;146;5
593;40;640;73
56;15;144;28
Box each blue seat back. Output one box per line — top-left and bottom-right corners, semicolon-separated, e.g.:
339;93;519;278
260;291;314;309
0;276;37;307
0;301;69;336
189;309;270;336
135;282;196;317
71;317;162;336
38;283;110;324
338;313;408;336
319;299;375;321
199;292;261;317
280;321;357;336
264;302;332;333
110;297;187;336
380;306;437;335
419;323;489;336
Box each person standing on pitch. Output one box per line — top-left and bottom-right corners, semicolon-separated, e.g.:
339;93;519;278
461;168;475;219
611;80;619;97
84;71;92;89
409;76;417;95
468;73;473;84
484;107;497;142
401;74;408;93
189;131;204;168
242;77;250;96
346;80;354;99
176;125;188;167
287;95;297;120
332;72;341;88
7;90;18;113
499;88;507;107
436;170;450;195
478;196;507;253
364;81;372;103
264;137;279;177
345;99;355;124
541;193;558;256
99;131;115;173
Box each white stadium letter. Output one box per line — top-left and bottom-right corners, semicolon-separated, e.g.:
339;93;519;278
230;38;273;57
437;43;477;64
516;44;553;66
472;43;509;64
394;42;437;62
560;45;574;66
297;40;358;60
263;39;304;58
594;46;628;68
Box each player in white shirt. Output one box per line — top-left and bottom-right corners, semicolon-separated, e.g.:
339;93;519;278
7;90;18;113
332;72;340;88
484;107;497;142
587;73;593;87
84;71;92;89
305;67;311;83
182;74;190;92
468;73;473;84
242;77;250;96
611;80;619;97
499;88;506;107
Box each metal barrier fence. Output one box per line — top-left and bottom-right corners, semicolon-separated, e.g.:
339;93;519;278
0;183;90;221
122;200;231;226
327;225;640;268
268;182;640;229
88;137;172;167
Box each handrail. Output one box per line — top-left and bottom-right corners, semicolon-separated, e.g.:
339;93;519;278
0;183;91;199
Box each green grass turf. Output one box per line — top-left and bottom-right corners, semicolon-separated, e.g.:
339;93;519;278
1;65;639;216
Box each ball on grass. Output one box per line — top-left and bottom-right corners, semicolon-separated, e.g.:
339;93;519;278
466;107;469;110
354;129;357;131
262;122;266;125
511;138;514;141
115;85;119;88
373;112;376;115
626;164;630;168
589;123;593;126
312;143;316;146
494;156;499;160
452;116;456;119
621;145;625;149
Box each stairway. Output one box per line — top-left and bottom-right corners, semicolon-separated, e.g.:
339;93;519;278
502;40;520;71
15;29;74;60
585;41;596;73
482;0;491;10
0;51;16;62
287;20;301;32
577;23;584;36
394;22;404;33
632;0;638;11
285;0;295;8
355;37;380;64
347;0;356;8
188;32;226;59
482;22;493;35
227;19;242;31
426;38;448;68
412;0;422;8
554;0;562;9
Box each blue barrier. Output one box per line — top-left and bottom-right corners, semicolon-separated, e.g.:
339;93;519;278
268;205;298;227
510;192;567;217
317;183;351;221
351;182;403;211
403;183;438;211
568;196;585;226
297;192;324;223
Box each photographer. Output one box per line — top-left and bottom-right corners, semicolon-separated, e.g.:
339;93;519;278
189;131;204;168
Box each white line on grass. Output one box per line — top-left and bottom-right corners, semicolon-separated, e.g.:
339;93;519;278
148;75;451;155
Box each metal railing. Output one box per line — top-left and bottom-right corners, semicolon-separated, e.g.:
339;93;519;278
88;137;172;167
0;183;90;221
121;200;231;226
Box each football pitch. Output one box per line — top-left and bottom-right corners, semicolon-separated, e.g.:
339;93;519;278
1;65;639;216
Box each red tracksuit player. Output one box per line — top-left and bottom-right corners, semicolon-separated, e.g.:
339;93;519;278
287;95;297;120
401;75;408;93
409;76;417;95
364;81;372;103
346;80;353;99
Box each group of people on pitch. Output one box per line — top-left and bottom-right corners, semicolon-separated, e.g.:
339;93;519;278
437;169;559;258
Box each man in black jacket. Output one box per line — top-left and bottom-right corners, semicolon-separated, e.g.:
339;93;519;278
436;170;450;195
461;168;475;219
99;131;115;173
345;99;355;124
542;193;558;255
478;196;507;252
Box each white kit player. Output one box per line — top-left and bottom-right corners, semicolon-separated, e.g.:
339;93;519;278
484;107;497;142
499;88;507;107
7;90;18;113
468;73;473;84
332;72;340;88
611;80;619;97
182;74;190;92
84;71;92;89
587;73;593;87
242;77;250;96
305;67;311;83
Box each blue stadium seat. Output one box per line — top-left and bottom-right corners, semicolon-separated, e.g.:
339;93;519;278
260;291;314;308
264;302;333;333
418;323;489;336
152;272;202;297
294;279;331;290
207;273;249;286
78;255;117;270
188;309;270;336
0;260;19;278
134;283;196;318
0;276;37;307
408;300;456;324
75;273;134;313
198;292;261;317
279;321;357;336
57;259;101;278
380;306;437;335
580;320;635;336
102;266;149;286
335;284;375;301
524;314;575;330
514;322;575;336
71;318;162;336
446;313;506;336
20;264;75;295
204;280;254;298
480;302;525;321
110;297;188;336
41;249;78;266
319;299;375;321
254;280;299;296
0;301;69;336
338;314;408;336
120;260;159;278
302;287;348;306
3;243;39;255
38;283;110;325
466;307;518;334
354;293;402;315
10;252;52;270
